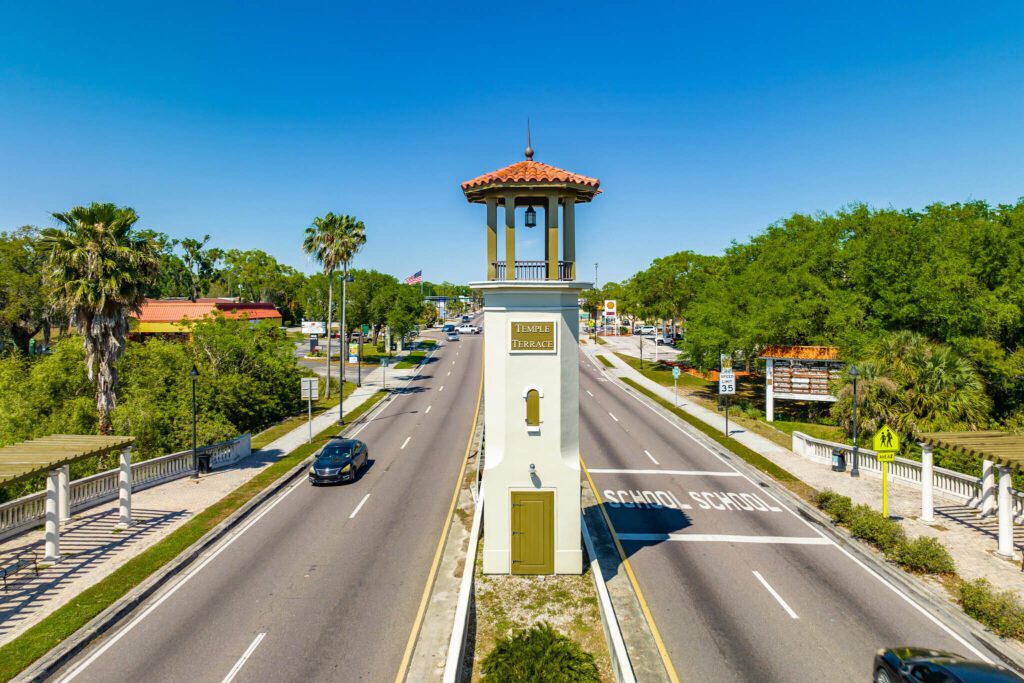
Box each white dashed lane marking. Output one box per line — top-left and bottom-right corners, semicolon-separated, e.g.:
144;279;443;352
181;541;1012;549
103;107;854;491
349;494;371;519
753;570;800;619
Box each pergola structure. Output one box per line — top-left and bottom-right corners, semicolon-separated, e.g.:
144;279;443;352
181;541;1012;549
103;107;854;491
0;435;134;562
916;431;1022;558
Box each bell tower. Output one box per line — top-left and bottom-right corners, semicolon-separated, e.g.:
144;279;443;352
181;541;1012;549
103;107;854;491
462;138;599;574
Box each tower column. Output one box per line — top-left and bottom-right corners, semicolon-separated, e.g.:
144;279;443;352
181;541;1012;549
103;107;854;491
486;197;498;280
546;194;559;280
504;196;516;280
563;196;576;280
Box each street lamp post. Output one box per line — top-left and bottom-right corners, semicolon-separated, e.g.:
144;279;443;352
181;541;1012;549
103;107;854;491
849;365;860;477
340;270;355;426
190;365;199;479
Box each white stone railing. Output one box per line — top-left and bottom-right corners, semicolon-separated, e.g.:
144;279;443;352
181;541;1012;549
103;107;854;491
0;434;250;542
791;431;1023;521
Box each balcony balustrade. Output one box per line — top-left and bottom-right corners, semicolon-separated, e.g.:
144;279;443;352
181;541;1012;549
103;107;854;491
491;260;574;281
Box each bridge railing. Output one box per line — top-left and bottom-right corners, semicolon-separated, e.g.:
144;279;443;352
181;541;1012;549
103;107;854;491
791;431;1023;521
0;434;250;542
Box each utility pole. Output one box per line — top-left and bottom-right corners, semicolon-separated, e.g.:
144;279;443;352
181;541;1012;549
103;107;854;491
594;262;598;288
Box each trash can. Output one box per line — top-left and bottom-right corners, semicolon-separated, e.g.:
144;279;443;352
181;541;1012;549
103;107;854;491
198;452;212;473
831;447;846;472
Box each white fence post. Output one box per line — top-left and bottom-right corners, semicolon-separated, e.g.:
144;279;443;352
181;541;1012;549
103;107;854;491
981;460;996;517
118;446;133;528
58;465;71;522
998;466;1015;558
44;470;61;563
920;443;934;523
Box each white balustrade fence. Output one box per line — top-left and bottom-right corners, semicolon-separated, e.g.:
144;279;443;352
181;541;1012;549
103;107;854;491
0;434;250;542
791;432;1023;521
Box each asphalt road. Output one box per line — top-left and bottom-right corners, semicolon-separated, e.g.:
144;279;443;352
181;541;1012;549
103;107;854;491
53;326;483;683
578;352;1003;681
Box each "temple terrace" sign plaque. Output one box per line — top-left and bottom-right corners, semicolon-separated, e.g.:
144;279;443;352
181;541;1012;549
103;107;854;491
509;320;557;353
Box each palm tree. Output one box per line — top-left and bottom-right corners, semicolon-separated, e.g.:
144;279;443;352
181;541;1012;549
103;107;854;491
302;214;366;398
334;215;367;389
832;332;991;446
831;361;900;438
39;203;161;434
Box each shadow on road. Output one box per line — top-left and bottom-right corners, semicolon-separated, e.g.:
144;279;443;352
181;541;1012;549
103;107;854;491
583;499;691;581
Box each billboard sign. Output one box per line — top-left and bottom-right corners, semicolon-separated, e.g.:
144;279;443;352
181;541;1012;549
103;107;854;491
302;320;326;335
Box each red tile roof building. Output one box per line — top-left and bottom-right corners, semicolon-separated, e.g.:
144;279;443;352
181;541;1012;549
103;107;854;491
132;299;282;333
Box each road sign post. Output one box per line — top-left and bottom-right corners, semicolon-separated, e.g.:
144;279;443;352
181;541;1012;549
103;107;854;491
672;366;681;406
301;377;319;443
719;355;736;436
872;425;900;517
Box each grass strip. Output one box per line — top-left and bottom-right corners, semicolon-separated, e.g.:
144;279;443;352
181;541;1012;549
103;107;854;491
0;390;388;682
595;355;614;368
613;352;710;389
250;381;357;450
594;336;607;346
395;350;427;370
619;377;816;501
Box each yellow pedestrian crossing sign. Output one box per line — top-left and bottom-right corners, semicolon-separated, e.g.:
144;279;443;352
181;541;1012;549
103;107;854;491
872;424;899;518
872;425;899;453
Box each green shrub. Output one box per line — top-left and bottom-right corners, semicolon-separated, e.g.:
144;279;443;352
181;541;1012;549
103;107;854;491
960;579;1024;639
482;622;599;683
847;505;905;552
815;489;855;524
893;536;955;574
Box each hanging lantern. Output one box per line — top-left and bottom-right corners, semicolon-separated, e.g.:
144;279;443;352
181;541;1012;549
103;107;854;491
525;205;537;228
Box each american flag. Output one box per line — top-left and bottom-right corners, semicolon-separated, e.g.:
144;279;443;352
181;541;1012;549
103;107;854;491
404;270;423;285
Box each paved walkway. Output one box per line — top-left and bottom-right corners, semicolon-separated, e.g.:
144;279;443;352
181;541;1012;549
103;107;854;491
0;348;420;646
584;343;1024;601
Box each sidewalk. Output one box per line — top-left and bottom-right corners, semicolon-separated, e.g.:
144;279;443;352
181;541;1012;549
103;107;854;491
583;343;1024;602
0;351;415;647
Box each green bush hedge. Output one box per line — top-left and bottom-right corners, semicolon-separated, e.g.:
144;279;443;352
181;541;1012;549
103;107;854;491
892;536;956;574
482;622;599;683
814;489;955;575
847;504;906;552
815;489;854;523
960;579;1024;639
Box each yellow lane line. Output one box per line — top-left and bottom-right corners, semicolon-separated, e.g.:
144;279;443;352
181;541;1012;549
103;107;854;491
580;454;681;683
394;347;484;682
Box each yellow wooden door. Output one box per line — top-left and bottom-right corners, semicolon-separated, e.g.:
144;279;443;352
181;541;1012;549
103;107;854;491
511;491;554;574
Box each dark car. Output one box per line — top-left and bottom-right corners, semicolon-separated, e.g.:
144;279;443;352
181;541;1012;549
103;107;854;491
874;647;1023;683
308;438;369;485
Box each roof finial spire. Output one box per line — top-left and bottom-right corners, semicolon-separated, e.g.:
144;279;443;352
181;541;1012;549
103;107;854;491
525;119;534;160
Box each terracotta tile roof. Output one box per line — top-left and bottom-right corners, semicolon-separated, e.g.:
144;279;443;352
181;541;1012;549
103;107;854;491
134;299;282;323
461;160;600;190
759;345;841;361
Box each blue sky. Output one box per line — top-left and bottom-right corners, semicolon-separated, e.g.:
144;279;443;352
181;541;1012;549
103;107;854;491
2;2;1023;285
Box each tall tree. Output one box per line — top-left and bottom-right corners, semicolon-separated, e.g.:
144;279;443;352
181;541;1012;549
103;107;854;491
179;235;223;302
39;203;161;434
0;227;49;353
303;214;366;396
